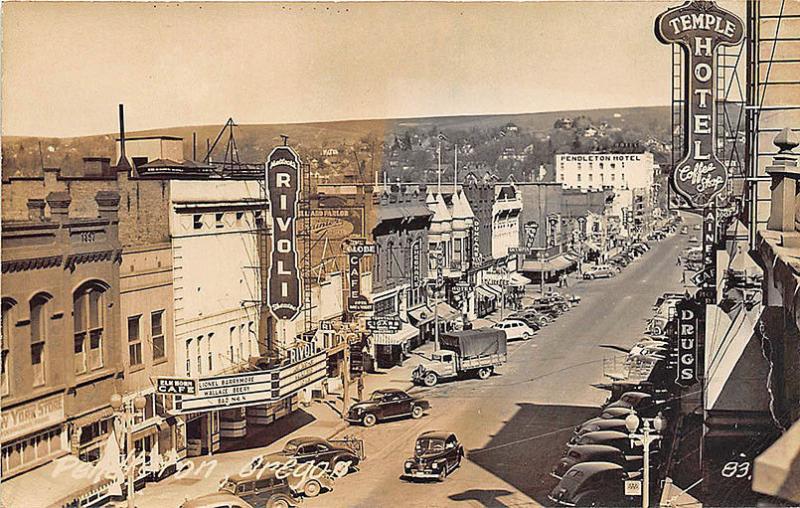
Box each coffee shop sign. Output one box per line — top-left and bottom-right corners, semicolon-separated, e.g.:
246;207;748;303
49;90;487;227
655;1;744;208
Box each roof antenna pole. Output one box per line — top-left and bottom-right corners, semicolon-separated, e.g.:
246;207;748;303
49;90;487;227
116;104;131;170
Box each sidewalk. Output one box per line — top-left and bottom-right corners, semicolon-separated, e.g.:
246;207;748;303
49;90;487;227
130;341;437;507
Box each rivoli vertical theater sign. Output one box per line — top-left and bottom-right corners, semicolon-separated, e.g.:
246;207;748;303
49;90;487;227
267;146;301;320
655;1;744;208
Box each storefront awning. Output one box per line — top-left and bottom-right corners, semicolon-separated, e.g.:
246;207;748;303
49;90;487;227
521;255;575;273
408;305;435;326
70;406;114;429
0;456;113;508
476;285;499;300
509;273;531;287
435;302;461;322
372;323;419;346
584;241;601;252
753;419;800;504
486;285;504;297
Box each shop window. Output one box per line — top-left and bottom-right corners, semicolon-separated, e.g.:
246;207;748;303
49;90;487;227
128;315;142;367
2;299;15;396
151;310;165;361
30;293;51;387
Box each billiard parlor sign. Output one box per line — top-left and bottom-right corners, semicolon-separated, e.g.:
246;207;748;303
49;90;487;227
655;1;744;208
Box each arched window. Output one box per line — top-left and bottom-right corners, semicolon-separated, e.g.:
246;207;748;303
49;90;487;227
30;293;51;386
185;338;193;377
74;282;108;373
2;298;16;396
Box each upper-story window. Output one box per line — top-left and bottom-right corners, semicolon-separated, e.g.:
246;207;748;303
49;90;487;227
74;282;107;373
30;293;52;386
2;299;16;396
127;315;142;368
215;213;224;229
151;311;165;361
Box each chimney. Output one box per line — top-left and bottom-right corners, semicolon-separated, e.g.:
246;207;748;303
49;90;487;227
116;104;131;171
95;190;121;221
26;199;45;221
765;127;800;236
46;191;71;222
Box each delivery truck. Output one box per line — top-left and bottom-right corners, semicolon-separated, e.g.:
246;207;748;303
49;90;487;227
412;329;508;387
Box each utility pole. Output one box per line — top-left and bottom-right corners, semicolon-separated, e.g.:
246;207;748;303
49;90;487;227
437;140;442;193
342;334;350;419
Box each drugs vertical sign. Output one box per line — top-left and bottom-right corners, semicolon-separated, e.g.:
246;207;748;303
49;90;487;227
267;146;301;320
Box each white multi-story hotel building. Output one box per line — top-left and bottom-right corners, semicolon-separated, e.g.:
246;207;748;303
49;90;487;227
555;152;656;192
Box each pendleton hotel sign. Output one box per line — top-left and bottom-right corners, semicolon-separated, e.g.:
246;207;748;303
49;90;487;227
267;146;302;321
655;1;744;208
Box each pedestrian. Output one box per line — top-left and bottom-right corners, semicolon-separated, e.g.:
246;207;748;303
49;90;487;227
357;375;365;401
564;273;570;288
676;256;682;266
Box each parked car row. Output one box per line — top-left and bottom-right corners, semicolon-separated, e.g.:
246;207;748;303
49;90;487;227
494;290;580;339
548;292;680;507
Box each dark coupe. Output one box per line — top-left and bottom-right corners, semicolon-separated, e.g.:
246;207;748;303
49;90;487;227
347;389;430;427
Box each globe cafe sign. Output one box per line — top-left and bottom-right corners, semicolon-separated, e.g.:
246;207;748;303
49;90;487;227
267;146;302;320
655;1;744;208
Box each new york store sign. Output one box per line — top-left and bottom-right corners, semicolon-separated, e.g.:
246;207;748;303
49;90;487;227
655;1;744;208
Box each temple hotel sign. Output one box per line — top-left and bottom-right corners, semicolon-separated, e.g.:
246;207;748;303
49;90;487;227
655;0;744;208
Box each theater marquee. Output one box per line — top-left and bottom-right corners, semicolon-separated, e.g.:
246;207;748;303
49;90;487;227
267;146;302;321
655;0;744;208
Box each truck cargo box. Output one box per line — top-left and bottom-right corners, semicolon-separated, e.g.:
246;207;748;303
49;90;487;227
440;329;507;358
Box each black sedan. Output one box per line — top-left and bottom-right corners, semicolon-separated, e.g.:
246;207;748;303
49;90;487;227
346;389;430;427
403;431;464;481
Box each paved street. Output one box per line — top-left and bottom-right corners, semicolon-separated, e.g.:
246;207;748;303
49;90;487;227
132;228;692;508
300;230;691;508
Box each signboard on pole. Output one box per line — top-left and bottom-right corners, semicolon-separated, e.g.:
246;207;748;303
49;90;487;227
655;1;744;208
347;240;374;313
702;206;718;303
266;146;302;320
674;298;703;388
366;316;402;333
156;378;197;396
625;480;643;496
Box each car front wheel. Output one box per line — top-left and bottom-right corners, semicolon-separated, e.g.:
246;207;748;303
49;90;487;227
423;372;438;387
437;468;447;481
411;405;424;419
362;413;377;427
267;497;291;508
303;479;322;498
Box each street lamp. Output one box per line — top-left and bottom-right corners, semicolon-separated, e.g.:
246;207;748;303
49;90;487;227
625;409;666;508
111;392;147;508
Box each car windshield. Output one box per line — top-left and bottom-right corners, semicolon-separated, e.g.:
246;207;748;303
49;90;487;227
283;442;299;454
370;392;384;401
220;480;236;494
416;438;445;454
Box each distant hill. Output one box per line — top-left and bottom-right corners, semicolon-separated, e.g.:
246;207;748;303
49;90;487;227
1;106;670;177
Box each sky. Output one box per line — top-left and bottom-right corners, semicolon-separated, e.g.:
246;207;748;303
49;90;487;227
2;1;747;137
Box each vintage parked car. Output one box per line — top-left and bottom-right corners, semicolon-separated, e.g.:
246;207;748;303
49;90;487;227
583;265;617;280
493;319;536;341
403;431;464;481
251;437;361;476
219;470;306;506
689;236;700;244
603;391;653;411
180;493;257;508
552;444;642;479
549;462;633;507
570;419;630;444
505;313;541;331
346;389;430;427
517;309;552;326
567;431;640;455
